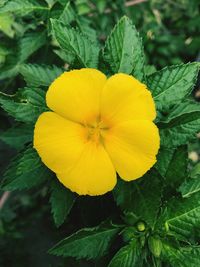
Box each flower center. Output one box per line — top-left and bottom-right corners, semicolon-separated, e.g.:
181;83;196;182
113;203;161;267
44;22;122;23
85;118;110;144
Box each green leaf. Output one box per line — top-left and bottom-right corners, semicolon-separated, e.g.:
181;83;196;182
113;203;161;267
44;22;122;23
155;148;175;177
108;240;142;267
103;16;145;81
0;32;46;80
1;147;50;190
158;192;200;239
0;0;49;16
164;145;188;186
51;19;99;68
0;13;15;38
53;49;75;64
59;1;76;25
113;169;162;227
50;179;76;227
49;222;120;259
178;176;200;198
0;124;33;149
0;88;47;123
19;31;47;62
191;163;200;178
20;64;63;87
159;100;200;147
147;63;199;113
161;241;200;267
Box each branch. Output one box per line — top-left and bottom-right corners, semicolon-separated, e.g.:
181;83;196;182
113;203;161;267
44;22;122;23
125;0;148;7
0;191;11;210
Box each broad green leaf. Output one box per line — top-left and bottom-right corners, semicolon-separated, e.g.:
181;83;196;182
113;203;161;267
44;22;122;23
1;147;50;190
20;64;63;87
0;88;47;123
50;179;76;227
19;32;46;62
51;19;99;68
0;124;33;149
59;1;76;25
161;241;200;267
178;176;200;198
113;169;162;227
0;0;49;16
158;192;200;239
49;222;120;259
159;100;200;147
103;16;145;81
108;240;142;267
147;63;199;112
164;145;188;186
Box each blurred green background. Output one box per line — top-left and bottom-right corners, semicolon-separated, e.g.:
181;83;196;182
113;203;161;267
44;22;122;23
0;0;199;266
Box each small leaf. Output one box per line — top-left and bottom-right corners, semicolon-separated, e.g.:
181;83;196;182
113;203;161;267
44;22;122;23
51;19;99;68
0;87;47;123
0;0;49;16
0;32;46;80
49;222;120;259
103;16;145;81
108;239;142;267
0;13;15;38
0;124;33;149
1;147;51;190
20;64;63;87
147;63;200;113
50;179;76;227
59;1;76;25
113;169;162;227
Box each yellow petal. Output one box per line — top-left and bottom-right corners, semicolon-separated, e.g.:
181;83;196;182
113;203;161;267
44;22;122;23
33;112;86;173
104;120;160;181
100;73;156;125
46;68;107;124
57;142;116;196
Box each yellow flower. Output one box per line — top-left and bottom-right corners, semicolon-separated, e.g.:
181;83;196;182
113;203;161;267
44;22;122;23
34;68;160;196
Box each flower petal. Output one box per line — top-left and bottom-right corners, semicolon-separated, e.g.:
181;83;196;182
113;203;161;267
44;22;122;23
57;142;116;196
104;120;160;181
100;73;156;125
33;112;86;173
46;68;107;123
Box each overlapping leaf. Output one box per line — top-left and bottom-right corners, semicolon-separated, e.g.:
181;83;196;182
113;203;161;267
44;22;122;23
1;147;51;190
147;63;199;113
0;88;47;123
103;16;145;80
51;19;99;68
108;240;142;267
50;179;76;227
158;100;200;147
20;64;63;87
49;222;120;259
113;170;162;228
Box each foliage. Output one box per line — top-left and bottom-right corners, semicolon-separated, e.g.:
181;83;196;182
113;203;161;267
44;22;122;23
0;0;200;266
